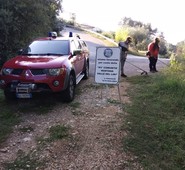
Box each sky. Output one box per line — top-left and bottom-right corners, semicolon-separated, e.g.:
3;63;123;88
62;0;185;45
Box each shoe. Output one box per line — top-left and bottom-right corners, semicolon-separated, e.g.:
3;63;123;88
121;74;127;77
154;70;158;72
150;70;155;73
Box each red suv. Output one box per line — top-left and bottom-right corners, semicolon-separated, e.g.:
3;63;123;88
0;32;90;102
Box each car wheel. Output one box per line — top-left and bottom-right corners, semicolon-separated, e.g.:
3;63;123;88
63;74;75;102
83;61;89;79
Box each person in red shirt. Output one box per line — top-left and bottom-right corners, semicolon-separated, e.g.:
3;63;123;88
147;37;160;72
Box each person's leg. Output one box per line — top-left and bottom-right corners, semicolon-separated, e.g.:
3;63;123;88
149;57;153;71
120;52;127;77
149;57;155;72
120;55;124;75
122;58;127;76
153;58;158;72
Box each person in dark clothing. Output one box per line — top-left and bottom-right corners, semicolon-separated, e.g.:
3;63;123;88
147;37;160;72
118;36;132;77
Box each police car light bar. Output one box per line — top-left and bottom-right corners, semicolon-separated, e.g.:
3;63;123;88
48;32;57;38
69;32;73;37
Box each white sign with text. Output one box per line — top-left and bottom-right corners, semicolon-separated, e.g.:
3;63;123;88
95;47;121;84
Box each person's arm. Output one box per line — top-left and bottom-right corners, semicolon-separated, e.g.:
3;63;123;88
119;42;128;51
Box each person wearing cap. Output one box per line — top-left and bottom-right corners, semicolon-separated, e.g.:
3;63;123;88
147;37;160;72
118;36;132;77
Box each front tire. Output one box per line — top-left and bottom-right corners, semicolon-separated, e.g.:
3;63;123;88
63;74;75;102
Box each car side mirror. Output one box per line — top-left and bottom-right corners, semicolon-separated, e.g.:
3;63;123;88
73;49;82;56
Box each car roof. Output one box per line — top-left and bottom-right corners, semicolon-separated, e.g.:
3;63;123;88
35;36;75;41
34;32;83;42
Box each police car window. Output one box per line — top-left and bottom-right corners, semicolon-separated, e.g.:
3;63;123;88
23;40;70;55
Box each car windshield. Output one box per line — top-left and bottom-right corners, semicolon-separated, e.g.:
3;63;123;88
22;40;70;55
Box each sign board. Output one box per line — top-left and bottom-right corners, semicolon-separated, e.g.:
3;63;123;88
95;47;121;84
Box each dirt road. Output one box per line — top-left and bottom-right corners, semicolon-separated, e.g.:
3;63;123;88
0;77;143;170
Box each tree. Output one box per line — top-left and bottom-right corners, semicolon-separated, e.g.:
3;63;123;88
0;0;62;67
116;17;169;56
119;17;158;36
70;13;76;25
115;26;130;42
130;27;150;51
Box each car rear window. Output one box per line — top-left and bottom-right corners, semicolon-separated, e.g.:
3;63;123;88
22;40;70;55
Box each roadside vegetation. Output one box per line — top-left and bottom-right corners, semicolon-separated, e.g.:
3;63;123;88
1;1;185;169
123;60;185;169
0;91;20;144
0;0;62;68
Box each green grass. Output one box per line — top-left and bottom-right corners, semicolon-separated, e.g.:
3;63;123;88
107;98;121;105
69;101;81;109
49;124;70;141
123;70;185;169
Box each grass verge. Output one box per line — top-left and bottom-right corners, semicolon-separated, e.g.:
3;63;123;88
123;69;185;169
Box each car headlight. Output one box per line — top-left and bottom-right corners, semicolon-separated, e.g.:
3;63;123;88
2;68;13;75
46;68;66;76
48;69;60;76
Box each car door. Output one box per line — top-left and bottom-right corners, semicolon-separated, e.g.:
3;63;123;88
70;40;83;76
74;39;85;75
79;40;90;58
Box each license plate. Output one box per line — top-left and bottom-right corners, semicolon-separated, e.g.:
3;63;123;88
16;93;32;99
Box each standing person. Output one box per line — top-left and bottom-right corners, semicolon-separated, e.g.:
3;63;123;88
118;36;132;77
147;37;160;72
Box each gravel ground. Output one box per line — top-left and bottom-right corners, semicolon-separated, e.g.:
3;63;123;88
0;77;143;170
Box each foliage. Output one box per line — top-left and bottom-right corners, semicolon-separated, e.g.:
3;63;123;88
115;26;130;42
119;17;157;34
124;70;185;169
176;41;185;58
119;17;158;35
130;27;150;51
114;17;174;57
0;0;62;67
159;38;168;55
102;31;115;39
49;125;69;140
169;40;185;68
70;13;76;25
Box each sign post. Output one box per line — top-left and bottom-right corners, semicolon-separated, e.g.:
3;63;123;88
95;47;120;84
94;47;122;103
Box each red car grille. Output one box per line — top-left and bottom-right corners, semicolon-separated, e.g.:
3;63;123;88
30;69;46;75
12;69;24;75
9;69;46;75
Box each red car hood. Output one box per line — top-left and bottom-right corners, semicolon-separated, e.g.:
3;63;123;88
3;55;68;69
